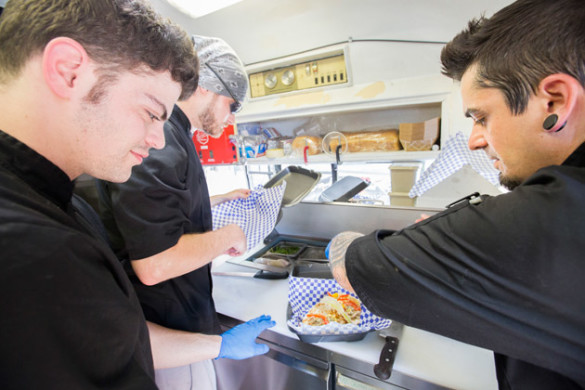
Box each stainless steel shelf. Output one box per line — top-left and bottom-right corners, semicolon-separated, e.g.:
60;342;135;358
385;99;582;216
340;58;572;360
240;150;439;165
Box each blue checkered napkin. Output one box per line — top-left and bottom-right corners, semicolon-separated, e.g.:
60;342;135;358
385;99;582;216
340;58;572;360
409;132;500;197
287;276;391;336
212;184;286;250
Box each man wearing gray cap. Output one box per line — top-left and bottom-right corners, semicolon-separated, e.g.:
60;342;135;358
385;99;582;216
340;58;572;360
96;35;263;389
184;34;248;138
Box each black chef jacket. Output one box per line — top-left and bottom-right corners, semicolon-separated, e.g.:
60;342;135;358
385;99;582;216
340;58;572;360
0;130;156;389
97;105;220;335
346;142;585;389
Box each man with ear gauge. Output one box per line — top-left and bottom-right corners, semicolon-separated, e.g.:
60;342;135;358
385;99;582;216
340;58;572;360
96;35;266;390
327;0;585;388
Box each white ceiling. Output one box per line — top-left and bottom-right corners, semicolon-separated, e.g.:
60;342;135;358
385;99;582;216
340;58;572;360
150;0;514;66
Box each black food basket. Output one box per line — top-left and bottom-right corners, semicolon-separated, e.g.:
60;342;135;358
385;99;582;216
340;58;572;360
287;263;391;343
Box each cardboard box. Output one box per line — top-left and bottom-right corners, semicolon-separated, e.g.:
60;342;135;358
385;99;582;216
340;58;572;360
399;117;440;151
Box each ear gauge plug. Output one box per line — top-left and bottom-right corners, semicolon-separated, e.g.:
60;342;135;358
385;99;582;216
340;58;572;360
543;114;558;130
543;114;567;132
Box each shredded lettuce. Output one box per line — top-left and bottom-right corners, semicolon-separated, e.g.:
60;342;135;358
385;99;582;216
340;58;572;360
321;295;353;324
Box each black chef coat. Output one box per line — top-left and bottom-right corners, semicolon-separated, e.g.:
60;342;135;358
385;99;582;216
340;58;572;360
346;142;585;389
97;105;220;335
0;130;156;389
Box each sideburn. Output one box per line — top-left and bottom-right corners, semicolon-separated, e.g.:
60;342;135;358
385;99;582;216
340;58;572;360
83;73;119;104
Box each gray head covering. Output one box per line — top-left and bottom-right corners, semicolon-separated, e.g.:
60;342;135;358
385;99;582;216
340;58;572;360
192;35;248;104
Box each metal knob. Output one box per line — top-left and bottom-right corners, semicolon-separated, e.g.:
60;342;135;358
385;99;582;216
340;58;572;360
264;73;277;89
281;69;295;86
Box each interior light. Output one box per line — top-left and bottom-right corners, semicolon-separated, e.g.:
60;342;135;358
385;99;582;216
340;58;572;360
166;0;244;19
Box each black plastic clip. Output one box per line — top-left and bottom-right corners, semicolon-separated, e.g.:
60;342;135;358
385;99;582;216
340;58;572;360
446;192;482;208
335;144;342;165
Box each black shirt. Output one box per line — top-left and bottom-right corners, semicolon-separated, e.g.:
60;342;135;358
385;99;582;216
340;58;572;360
97;105;220;334
347;143;585;389
0;130;156;389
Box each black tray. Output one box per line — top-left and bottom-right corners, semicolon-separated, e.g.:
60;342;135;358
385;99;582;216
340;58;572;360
319;176;370;202
263;166;321;207
287;304;370;343
287;263;371;343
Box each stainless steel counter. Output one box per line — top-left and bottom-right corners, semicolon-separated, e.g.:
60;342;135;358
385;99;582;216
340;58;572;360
212;202;498;389
212;260;497;390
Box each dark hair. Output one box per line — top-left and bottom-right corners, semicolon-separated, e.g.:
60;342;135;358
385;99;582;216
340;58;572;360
441;0;585;114
0;0;198;100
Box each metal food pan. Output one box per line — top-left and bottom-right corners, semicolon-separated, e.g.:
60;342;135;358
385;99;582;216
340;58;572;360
267;242;305;258
297;246;327;262
290;262;332;278
244;235;328;266
263;166;321;207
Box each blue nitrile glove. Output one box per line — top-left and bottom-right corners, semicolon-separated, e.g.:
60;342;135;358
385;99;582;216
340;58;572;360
216;314;275;360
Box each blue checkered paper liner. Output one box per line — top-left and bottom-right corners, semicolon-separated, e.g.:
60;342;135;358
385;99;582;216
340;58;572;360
212;184;286;251
287;276;391;336
409;132;500;197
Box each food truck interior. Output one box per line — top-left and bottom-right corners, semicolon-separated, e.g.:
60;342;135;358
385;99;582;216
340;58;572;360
64;0;519;389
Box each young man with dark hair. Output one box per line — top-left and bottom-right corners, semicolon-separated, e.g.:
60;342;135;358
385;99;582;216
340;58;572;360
0;1;272;388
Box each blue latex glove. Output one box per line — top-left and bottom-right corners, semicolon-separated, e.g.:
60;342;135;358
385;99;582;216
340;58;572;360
217;315;275;360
